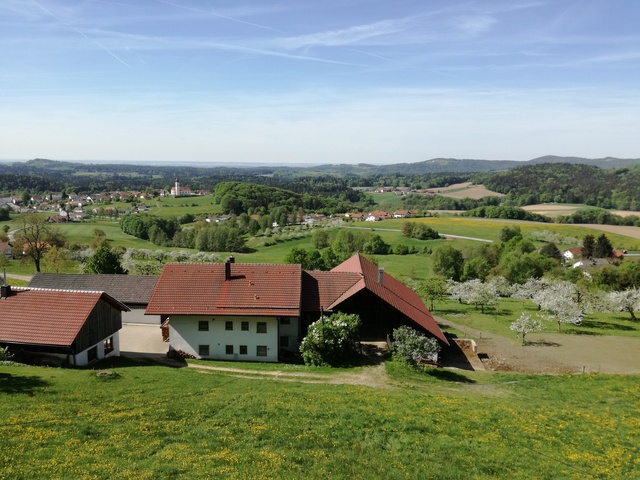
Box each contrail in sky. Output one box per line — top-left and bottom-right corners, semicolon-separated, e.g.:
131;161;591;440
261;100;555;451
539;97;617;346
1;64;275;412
31;0;130;67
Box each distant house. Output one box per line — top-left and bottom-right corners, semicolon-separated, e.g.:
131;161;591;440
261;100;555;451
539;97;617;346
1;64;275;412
563;247;583;261
366;211;391;222
0;242;12;260
145;255;447;362
28;273;160;325
344;212;366;221
392;210;412;218
0;285;128;366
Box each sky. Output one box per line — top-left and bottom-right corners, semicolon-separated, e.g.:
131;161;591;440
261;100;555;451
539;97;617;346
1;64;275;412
1;0;639;165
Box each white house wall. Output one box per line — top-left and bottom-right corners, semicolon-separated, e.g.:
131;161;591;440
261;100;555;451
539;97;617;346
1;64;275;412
169;315;279;362
126;308;161;325
71;332;120;367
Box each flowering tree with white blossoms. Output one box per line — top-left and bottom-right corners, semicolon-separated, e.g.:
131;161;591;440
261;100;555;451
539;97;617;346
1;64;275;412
605;288;640;321
509;312;545;345
448;279;500;313
532;281;584;331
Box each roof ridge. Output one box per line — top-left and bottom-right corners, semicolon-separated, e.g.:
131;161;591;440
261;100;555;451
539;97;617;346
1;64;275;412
13;286;105;294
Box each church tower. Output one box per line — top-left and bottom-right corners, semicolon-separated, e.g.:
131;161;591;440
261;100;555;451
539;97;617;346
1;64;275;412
174;178;180;197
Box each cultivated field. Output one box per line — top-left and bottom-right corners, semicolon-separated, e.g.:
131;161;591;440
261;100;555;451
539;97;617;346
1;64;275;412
433;182;505;200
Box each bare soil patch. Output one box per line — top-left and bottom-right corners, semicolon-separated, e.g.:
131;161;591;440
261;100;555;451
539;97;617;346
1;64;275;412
437;316;640;374
435;182;504;200
574;224;640;240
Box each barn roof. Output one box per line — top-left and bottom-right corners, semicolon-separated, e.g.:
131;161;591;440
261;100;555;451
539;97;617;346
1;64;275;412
331;255;448;344
146;262;302;317
29;273;158;305
0;287;128;347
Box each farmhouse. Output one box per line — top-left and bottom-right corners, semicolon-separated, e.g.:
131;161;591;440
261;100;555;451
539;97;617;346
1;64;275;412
146;254;447;362
0;285;128;366
29;273;160;324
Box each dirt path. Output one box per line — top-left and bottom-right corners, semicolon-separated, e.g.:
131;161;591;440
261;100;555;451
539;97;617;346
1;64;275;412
185;362;391;389
436;316;640;374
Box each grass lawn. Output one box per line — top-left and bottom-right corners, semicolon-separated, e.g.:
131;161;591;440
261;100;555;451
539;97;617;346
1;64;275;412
434;298;640;340
147;195;222;217
0;359;637;479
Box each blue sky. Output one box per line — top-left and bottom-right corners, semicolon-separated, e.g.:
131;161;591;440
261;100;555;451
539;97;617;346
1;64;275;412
1;0;639;165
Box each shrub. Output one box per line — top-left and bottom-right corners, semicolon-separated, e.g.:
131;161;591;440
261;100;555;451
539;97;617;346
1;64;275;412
300;313;361;367
392;326;441;365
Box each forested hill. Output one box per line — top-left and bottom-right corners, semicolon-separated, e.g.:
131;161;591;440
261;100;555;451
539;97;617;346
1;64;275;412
482;163;640;209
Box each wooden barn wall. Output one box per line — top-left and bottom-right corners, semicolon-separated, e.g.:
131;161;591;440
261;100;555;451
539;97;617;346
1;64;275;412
73;300;122;353
302;290;420;341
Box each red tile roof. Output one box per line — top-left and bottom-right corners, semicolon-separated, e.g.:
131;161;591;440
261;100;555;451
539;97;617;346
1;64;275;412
301;271;362;312
0;288;128;347
146;263;302;317
331;255;448;344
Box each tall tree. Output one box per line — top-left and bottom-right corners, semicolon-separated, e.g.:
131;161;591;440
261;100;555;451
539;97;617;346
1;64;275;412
594;234;614;258
582;234;595;258
14;213;66;272
84;244;125;274
431;244;464;281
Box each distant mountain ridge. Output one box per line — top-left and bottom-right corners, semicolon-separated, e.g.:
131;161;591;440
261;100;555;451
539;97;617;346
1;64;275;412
304;155;640;175
5;155;640;176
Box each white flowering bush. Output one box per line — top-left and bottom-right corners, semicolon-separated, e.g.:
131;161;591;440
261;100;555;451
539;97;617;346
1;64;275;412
300;313;361;366
392;326;441;365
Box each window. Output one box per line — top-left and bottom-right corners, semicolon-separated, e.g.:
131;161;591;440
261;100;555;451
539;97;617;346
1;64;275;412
225;345;234;355
103;337;114;354
257;322;267;334
241;321;249;331
279;317;290;325
87;345;98;363
198;345;210;357
280;336;289;348
225;321;233;331
239;345;247;355
256;345;267;357
198;321;209;331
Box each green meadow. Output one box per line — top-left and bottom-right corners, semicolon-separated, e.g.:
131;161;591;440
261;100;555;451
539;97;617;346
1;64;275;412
0;360;637;479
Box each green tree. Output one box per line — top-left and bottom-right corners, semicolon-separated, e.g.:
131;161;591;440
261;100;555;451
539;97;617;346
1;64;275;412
42;246;74;273
311;229;330;249
462;257;491;281
593;234;613;258
84;244;125;274
431;244;464;281
418;276;448;311
582;234;595;258
499;225;522;243
539;242;562;261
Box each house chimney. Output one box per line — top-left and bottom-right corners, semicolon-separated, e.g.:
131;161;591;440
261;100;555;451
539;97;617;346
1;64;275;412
225;259;231;281
378;267;384;285
228;256;235;264
0;285;10;299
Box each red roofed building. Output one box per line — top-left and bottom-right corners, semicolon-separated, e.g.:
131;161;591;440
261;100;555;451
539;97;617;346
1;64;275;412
146;255;447;362
0;285;128;366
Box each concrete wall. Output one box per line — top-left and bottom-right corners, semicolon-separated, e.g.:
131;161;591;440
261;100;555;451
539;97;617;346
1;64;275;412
170;315;279;362
125;307;161;325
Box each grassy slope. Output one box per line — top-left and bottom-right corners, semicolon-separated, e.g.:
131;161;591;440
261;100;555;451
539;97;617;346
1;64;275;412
0;360;637;479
